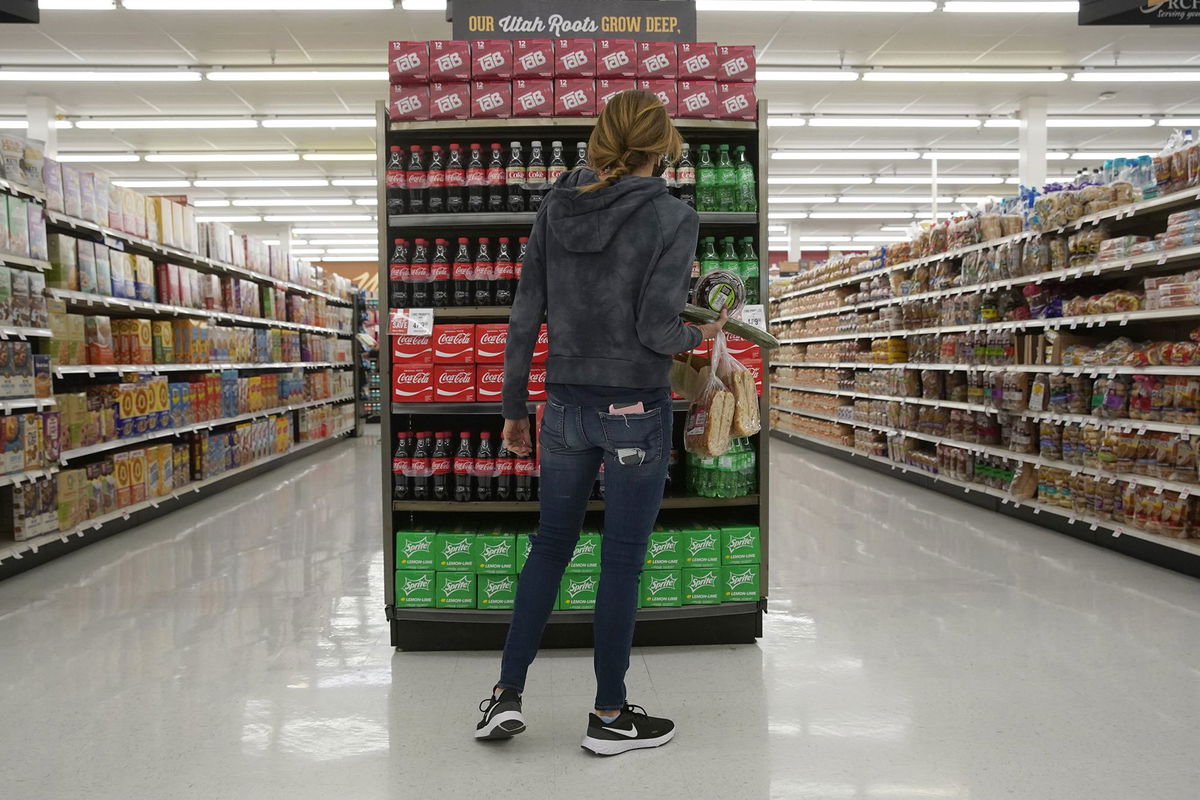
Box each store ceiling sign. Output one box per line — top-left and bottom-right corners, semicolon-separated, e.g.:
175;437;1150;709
1080;0;1200;25
0;0;38;24
449;0;696;42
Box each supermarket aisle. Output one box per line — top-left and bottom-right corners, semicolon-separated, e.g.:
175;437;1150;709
2;436;1200;800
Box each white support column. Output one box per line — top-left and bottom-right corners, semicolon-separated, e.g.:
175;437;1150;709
930;157;939;221
26;96;58;157
1019;95;1047;189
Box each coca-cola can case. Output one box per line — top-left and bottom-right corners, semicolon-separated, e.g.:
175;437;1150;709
740;358;763;395
638;79;677;116
637;41;678;79
476;365;505;401
471;81;512;119
596;39;637;78
471;40;513;79
475;323;508;364
555;79;597;117
392;333;433;365
554;39;596;78
388;84;430;121
716;45;756;83
532;323;549;363
678;42;718;81
429;82;471;120
512;79;554;118
433;323;475;364
393;365;434;403
527;364;547;401
717;82;757;120
513;39;554;78
724;332;762;363
429;40;471;81
597;79;636;111
678;80;719;119
435;365;476;403
389;41;429;83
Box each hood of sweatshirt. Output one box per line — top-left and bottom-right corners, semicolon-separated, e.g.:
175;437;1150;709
543;168;669;254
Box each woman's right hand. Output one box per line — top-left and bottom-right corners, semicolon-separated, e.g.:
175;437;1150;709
696;308;730;340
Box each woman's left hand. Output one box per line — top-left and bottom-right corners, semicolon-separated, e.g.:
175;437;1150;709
503;418;533;456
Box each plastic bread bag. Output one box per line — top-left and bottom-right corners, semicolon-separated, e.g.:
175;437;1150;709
712;331;761;438
684;353;735;458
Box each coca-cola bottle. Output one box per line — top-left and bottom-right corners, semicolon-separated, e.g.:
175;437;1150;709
430;238;451;308
514;449;535;501
466;143;486;213
548;140;567;186
445;143;465;213
409;238;431;308
388;238;410;310
486;143;506;213
574;141;588;170
493;237;515;307
386;145;406;216
452;237;473;307
473;237;494;307
495;444;514;501
515;236;528;286
431;431;452;500
426;145;446;214
406;145;426;214
392;430;411;500
453;431;473;502
675;143;695;208
474;431;496;501
410;431;431;500
506;141;526;213
526;140;547;212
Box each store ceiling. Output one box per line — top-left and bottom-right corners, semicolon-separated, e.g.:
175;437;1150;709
1;1;1198;248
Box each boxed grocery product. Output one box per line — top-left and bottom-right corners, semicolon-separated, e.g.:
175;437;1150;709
471;39;513;79
436;530;475;571
473;533;516;573
512;79;554;117
27;272;46;329
470;80;512;118
638;79;677;116
715;45;756;83
0;198;7;254
527;364;547;402
678;42;718;80
79;172;96;225
10;342;32;398
473;322;507;363
0;414;20;472
645;528;682;568
0;136;21;186
435;365;475;402
85;315;114;365
722;564;760;602
94;244;112;296
429;81;471;120
396;529;437;568
0;268;9;326
133;255;155;302
640;569;682;607
77;238;97;294
0;342;12;397
717;82;757;120
560;572;599;609
43;158;64;213
476;365;505;401
67;314;86;365
597;78;637;111
6;195;28;257
567;532;601;573
388;40;429;83
513;38;555;78
61;165;82;218
9;269;29;327
683;568;721;605
394;569;436;607
555;38;596;77
26;202;47;261
433;323;475;363
392;333;434;365
478;572;517;610
555;78;597;117
678;80;718;119
721;524;761;564
637;41;678;79
516;532;533;572
596;38;637;78
113;451;132;508
437;571;477;609
429;40;471;81
682;524;721;567
393;365;434;402
94;175;111;231
389;83;430;121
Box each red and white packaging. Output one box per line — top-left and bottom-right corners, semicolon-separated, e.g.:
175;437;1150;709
677;80;718;119
597;78;636;111
476;365;505;401
555;78;597;117
513;39;554;78
554;38;596;77
388;41;429;83
638;79;677;116
637;41;678;79
471;40;513;79
388;83;430;121
527;364;547;402
596;39;637;78
392;334;434;365
433;323;475;364
435;365;476;402
429;82;471;120
429;40;471;81
512;78;554;117
470;81;512;118
716;82;757;120
678;42;718;80
393;365;434;403
724;332;762;363
531;324;549;363
715;45;756;83
740;358;763;395
475;323;508;364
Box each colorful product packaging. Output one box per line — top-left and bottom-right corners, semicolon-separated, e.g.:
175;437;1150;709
513;39;555;78
640;569;682;608
645;528;683;568
392;365;434;403
429;82;472;120
597;78;637;110
396;529;437;568
470;80;512;118
389;84;430;121
388;40;429;83
437;571;477;608
436;530;476;571
716;45;756;83
478;572;517;610
678;80;719;119
560;572;599;610
476;365;504;401
429;40;472;81
434;365;476;403
683;568;722;605
394;569;436;607
596;38;637;78
567;532;601;573
470;39;513;79
473;533;517;573
638;79;677;115
512;79;554;117
554;38;596;77
721;525;761;564
717;82;757;120
637;41;678;79
554;78;597;117
721;564;760;602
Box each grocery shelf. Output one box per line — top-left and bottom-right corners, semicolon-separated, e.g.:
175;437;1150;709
0;397;56;413
387;211;757;228
0;176;46;203
388;117;758;133
388;601;760;624
393;494;759;513
391;399;691;415
432;306;513;319
0;253;50;272
0;467;59;489
53;361;351;377
0;326;52;340
770;360;1200;377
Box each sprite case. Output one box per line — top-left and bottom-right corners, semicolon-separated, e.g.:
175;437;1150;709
559;572;599;610
683;567;722;605
436;531;476;571
682;525;721;567
473;534;516;573
437;571;477;608
394;569;436;607
516;532;533;572
721;564;760;602
567;533;601;573
721;525;761;565
640;569;682;608
645;528;682;569
395;530;436;568
477;573;518;610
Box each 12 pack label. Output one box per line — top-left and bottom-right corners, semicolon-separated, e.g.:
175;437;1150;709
394;569;436;608
437;571;477;609
478;573;517;610
395;530;436;568
682;526;721;568
721;564;760;602
645;529;682;569
436;532;476;571
683;568;721;605
473;534;517;573
721;525;761;565
640;569;682;608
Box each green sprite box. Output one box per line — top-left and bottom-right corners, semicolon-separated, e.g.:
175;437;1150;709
721;525;761;565
682;568;721;605
645;528;682;569
640;569;682;608
559;572;599;610
566;533;601;574
721;564;761;602
436;531;476;571
395;530;436;568
474;534;516;573
394;569;436;607
682;525;721;567
516;532;533;572
437;571;477;608
477;572;518;610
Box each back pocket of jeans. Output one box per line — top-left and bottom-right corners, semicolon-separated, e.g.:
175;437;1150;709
539;400;571;453
599;408;664;467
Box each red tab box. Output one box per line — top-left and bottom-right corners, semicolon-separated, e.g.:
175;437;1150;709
724;332;761;363
554;39;595;77
678;80;718;119
471;40;513;79
429;82;471;120
512;78;554;117
555;79;596;117
513;39;554;78
475;323;508;364
392;334;433;365
389;41;429;83
389;84;430;121
638;79;677;116
527;364;547;402
393;365;434;403
477;365;505;401
433;323;475;364
532;323;549;363
637;41;678;79
716;45;756;83
597;78;636;111
471;81;512;118
717;82;757;120
430;40;471;81
435;365;476;403
678;42;717;80
596;39;637;78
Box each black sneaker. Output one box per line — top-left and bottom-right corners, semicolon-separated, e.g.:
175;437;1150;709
475;688;526;740
580;703;675;756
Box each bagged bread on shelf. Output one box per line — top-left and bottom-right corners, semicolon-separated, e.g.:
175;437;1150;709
684;359;734;458
712;332;761;437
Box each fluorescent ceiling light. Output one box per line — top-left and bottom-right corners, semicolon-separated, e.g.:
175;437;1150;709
38;0;115;8
1073;71;1200;83
263;214;374;222
774;151;920;161
194;200;232;208
75;118;258;129
766;118;807;128
354;198;378;206
145;153;299;162
290;248;326;255
838;195;953;203
766;212;809;220
319;256;379;262
0;120;27;129
293;227;376;234
696;1;936;11
808;117;981;128
767;237;790;244
768;225;787;233
943;1;1078;11
983;119;1022;128
768;175;872;185
1160;118;1200;127
325;247;378;255
758;70;859;82
111;179;191;188
263;239;281;246
1070;151;1152;161
401;0;446;8
0;69;199;82
193;178;329;187
879;226;912;232
331;178;377;187
767;195;836;203
863;71;1066;83
261;117;375;128
304;238;377;246
125;0;392;8
196;215;262;223
1047;117;1156;128
288;240;309;246
300;153;376;162
873;175;1005;185
231;198;354;207
809;211;915;219
853;235;906;242
57;153;139;162
923;152;1029;161
206;69;388;82
797;235;851;242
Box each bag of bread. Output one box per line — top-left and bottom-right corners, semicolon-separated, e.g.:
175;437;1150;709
684;352;735;458
712;331;761;437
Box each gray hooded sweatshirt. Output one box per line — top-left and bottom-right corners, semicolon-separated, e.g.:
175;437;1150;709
501;168;702;420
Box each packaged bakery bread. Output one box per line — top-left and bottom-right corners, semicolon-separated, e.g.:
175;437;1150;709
684;362;735;458
712;332;760;438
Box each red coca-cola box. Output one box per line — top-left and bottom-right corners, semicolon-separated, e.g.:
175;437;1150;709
527;364;547;402
477;365;505;401
429;40;471;81
433;323;475;364
393;365;434;403
531;323;549;363
513;39;554;78
596;39;637;78
512;78;554;117
716;45;756;83
388;83;430;121
637;41;678;79
678;42;717;80
555;78;597;117
678;80;719;119
739;358;763;395
471;81;512;118
554;38;595;77
389;40;429;83
471;39;513;79
638;79;677;116
475;323;508;364
724;332;761;363
716;82;757;121
597;78;636;111
392;333;433;365
429;82;471;120
435;365;476;403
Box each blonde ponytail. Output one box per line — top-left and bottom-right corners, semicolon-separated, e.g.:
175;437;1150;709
578;90;683;193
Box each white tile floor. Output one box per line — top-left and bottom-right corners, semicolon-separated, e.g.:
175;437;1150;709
1;432;1199;800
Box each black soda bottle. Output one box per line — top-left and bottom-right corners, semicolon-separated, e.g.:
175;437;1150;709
474;431;496;501
426;145;446;214
453;431;473;502
548;140;567;186
405;145;426;214
409;238;430;308
676;143;695;208
574;141;588;170
487;143;506;213
385;145;406;215
495;444;514;501
388;238;410;310
430;238;451;308
526;140;547;212
410;431;431;500
493;237;514;307
431;431;451;500
452;237;473;307
514;448;534;501
466;143;486;213
445;143;465;213
392;431;411;500
506;141;526;213
515;236;528;287
473;237;494;307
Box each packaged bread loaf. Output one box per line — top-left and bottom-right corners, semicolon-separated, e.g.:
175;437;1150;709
712;333;761;438
684;364;734;458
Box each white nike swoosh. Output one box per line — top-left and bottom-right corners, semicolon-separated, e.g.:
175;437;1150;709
608;724;639;738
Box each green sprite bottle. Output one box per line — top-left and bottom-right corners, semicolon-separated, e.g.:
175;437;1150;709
696;145;716;212
716;144;737;212
720;236;740;275
738;237;759;303
699;236;721;275
734;146;757;212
